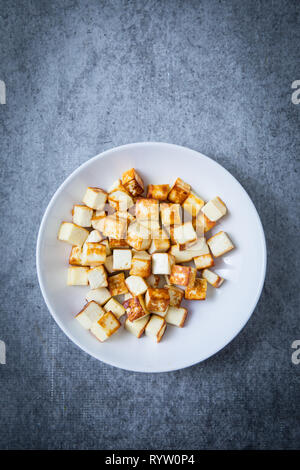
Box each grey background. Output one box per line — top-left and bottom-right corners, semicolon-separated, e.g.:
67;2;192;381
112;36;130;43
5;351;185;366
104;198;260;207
0;0;299;450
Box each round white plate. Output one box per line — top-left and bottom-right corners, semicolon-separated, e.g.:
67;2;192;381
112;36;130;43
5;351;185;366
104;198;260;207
36;142;266;372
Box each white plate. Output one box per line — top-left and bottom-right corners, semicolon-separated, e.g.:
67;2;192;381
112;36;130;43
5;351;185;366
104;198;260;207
36;142;266;373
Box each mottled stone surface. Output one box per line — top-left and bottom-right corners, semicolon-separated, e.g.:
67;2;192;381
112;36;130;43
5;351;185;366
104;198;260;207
0;0;299;450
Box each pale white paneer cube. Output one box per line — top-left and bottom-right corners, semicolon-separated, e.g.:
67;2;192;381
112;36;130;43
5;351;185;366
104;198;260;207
102;214;127;240
75;301;104;329
108;190;134;211
103;298;126;319
58;222;89;246
152;253;175;275
182;191;204;216
169;244;194;263
160;203;182;226
67;266;89;285
145;315;167;343
201;197;227;222
108;179;128;193
86;287;111;305
113;249;132;270
72;205;93;227
83;187;107;210
104;255;116;274
207;231;234;257
148;228;170;254
187;237;210;256
86;229;103;243
87;266;108;289
135;198;160;227
91;211;107;232
202;269;224;288
125;275;148;296
82;242;106;266
165;306;188;327
90;311;121;342
173;222;197;246
125;315;150;338
126;222;151;251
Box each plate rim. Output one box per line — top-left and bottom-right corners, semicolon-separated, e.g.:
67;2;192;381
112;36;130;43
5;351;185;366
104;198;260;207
36;142;267;373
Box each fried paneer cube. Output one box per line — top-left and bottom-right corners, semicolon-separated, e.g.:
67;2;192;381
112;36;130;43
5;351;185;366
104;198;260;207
108;190;134;211
145;315;167;343
58;222;89;247
148;228;170;254
145;288;170;316
165;285;184;307
125;275;148;296
86;287;111;305
146;274;162;288
113;249;132;270
185;278;207;300
152;253;175;275
207;231;234;257
87;265;108;289
75;301;104;329
147;184;170;200
160;203;182;226
86;229;103;243
90;311;121;342
135;198;160;231
125;315;150;338
108;272;129;296
173;222;197;246
168;178;190;204
168;244;194;263
165;306;188;327
201;197;227;222
123;295;149;322
193;212;216;235
130;250;152;277
103;297;126;319
182;191;204;217
83;187;107;210
122;168;144;197
91;211;107;232
170;265;196;286
102;214;127;240
126;222;151;251
82;242;106;266
69;246;86;266
67;266;89;285
202;269;224;288
194;253;214;270
72;205;93;227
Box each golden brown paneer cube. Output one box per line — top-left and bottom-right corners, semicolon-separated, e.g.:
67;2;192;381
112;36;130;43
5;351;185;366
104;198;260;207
91;211;107;232
145;288;170;316
145;315;167;342
102;214;127;240
168;178;190;204
108;272;129;296
202;269;224;288
170;265;195;286
130;251;152;278
126;222;151;251
69;246;85;266
82;242;106;266
160;203;182;226
122;168;144;197
146;274;161;288
135;198;160;230
109;238;130;249
90;311;121;342
147;184;170;201
193;212;216;236
185;278;207;300
123;295;149;322
82;187;107;211
182;191;204;217
194;253;214;270
125;315;150;337
165;285;184;307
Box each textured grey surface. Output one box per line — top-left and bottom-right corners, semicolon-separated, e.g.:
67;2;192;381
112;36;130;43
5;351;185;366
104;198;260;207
0;0;299;450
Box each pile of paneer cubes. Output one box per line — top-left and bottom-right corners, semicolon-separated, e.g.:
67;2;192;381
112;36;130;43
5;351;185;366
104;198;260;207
58;168;234;343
